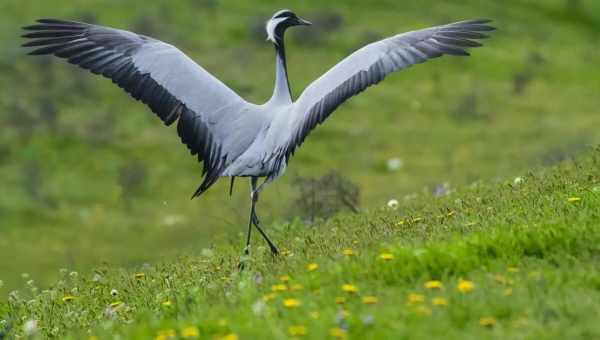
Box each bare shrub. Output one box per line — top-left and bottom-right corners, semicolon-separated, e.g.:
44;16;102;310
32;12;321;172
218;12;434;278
290;170;360;222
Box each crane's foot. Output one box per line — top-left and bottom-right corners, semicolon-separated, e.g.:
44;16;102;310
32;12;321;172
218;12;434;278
237;246;251;271
268;244;279;256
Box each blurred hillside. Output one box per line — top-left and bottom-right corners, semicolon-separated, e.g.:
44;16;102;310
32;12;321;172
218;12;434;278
1;0;599;294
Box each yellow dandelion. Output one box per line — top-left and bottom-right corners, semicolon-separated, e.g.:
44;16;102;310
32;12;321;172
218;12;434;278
567;197;582;203
329;327;347;339
338;309;350;318
479;316;497;327
424;280;443;290
162;300;173;307
342;249;355;256
291;284;304;291
280;275;291;283
407;293;425;304
335;296;347;305
271;284;288;292
110;301;124;308
309;311;320;319
457;279;474;293
379;253;394;261
62;295;76;303
507;267;519;273
181;326;200;338
263;293;277;302
362;296;378;304
220;334;238;340
431;297;448;306
283;298;301;308
134;272;146;279
288;325;307;336
155;329;176;340
341;284;358;294
307;263;319;271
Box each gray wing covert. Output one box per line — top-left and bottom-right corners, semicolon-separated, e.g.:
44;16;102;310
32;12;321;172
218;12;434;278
22;19;264;197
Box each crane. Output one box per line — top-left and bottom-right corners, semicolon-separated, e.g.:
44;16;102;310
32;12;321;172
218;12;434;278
23;9;494;258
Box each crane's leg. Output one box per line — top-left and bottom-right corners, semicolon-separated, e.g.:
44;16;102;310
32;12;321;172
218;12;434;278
242;177;259;256
238;178;259;271
251;179;279;256
239;177;279;270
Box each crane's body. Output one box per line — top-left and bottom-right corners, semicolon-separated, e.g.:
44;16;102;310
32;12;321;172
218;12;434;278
22;9;494;262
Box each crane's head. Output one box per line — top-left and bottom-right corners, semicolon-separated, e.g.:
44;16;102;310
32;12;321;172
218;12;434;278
266;9;311;46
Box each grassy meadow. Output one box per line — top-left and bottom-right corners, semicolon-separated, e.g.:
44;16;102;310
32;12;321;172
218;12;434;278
1;0;600;338
4;144;600;339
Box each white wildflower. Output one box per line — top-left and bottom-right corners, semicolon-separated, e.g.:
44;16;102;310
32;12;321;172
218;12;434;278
92;274;103;283
252;300;266;316
23;319;38;336
162;215;185;227
110;289;119;297
513;177;524;185
387;199;399;210
386;157;404;172
201;248;214;258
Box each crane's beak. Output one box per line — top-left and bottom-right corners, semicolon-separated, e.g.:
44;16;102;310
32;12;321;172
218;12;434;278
297;17;312;26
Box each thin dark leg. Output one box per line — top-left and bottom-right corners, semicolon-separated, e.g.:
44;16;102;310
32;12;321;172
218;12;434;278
238;177;258;271
244;177;259;255
229;176;235;196
252;210;279;255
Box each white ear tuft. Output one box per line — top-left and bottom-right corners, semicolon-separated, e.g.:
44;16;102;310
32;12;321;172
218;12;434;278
266;18;286;45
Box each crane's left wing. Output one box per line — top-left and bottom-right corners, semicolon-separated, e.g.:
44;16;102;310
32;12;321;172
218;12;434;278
278;19;494;163
22;19;264;197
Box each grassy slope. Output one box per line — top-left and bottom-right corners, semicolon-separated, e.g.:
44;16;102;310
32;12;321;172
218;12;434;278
1;0;600;320
3;149;600;339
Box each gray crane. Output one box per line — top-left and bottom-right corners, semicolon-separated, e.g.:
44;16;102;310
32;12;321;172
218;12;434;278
22;9;494;257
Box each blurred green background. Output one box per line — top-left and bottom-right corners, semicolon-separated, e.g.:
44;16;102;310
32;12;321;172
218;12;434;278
1;0;599;294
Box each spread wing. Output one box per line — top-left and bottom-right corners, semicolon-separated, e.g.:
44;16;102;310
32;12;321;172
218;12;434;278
279;19;494;162
22;19;262;197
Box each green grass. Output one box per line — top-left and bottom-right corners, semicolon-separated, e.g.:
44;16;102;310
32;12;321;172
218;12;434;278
3;148;600;339
2;0;600;294
2;1;600;337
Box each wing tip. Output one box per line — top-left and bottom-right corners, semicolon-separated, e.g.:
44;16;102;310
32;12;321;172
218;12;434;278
448;19;496;32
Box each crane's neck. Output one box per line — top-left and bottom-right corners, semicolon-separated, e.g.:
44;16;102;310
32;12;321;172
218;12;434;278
268;41;292;105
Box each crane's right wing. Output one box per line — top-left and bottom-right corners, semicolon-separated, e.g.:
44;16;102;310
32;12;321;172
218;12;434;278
276;20;494;165
23;19;263;197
